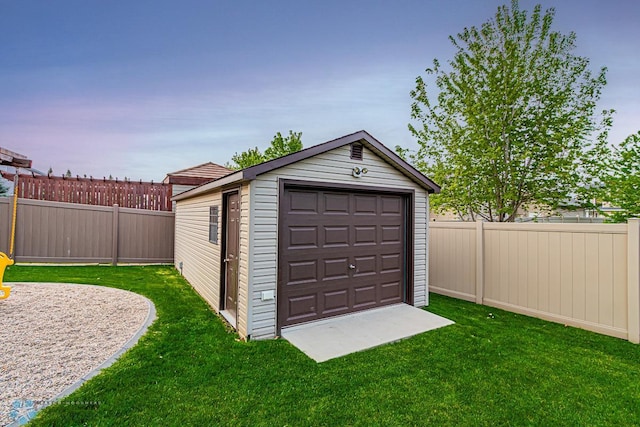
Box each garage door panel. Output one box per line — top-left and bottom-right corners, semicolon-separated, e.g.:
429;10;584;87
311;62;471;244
288;294;318;321
289;216;401;227
324;193;350;214
381;225;402;244
353;255;376;276
286;247;401;265
287;252;401;277
381;196;402;215
289;190;319;213
381;281;402;302
354;285;377;308
323;290;349;313
288;226;318;249
288;260;318;285
354;226;377;246
286;247;372;261
354;195;377;214
381;254;402;272
349;247;402;261
279;187;406;328
322;257;350;280
323;226;349;247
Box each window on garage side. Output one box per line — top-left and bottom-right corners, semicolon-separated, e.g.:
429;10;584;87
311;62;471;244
209;206;219;244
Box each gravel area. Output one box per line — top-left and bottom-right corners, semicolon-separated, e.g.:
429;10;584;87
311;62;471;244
0;283;152;426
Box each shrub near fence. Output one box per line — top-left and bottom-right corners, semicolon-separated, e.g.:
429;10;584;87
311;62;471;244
429;220;640;343
0;197;174;264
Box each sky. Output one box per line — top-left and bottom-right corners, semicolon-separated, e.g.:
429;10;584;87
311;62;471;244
1;0;638;182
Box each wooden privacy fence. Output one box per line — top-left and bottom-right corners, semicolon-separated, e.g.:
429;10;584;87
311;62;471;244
0;197;174;264
1;173;172;211
429;220;640;343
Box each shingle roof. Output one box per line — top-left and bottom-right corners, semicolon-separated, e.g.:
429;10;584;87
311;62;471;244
0;147;31;168
163;162;232;185
173;130;440;202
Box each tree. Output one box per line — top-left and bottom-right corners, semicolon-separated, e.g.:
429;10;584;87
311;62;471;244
226;131;303;170
65;169;72;178
404;0;611;221
0;179;9;197
226;147;265;170
597;132;640;222
264;131;303;160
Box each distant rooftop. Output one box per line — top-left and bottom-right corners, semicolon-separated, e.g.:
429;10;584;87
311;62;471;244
0;147;31;168
163;162;232;186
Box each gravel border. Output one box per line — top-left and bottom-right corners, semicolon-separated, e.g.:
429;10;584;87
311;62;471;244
1;283;156;426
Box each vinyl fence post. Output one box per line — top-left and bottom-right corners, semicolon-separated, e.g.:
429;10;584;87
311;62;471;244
627;219;640;343
112;204;119;266
475;219;484;304
4;199;11;254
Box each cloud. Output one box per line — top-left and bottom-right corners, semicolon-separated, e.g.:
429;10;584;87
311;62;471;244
2;46;636;184
0;63;421;181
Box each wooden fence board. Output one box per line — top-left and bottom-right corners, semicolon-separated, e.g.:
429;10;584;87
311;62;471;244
1;173;172;211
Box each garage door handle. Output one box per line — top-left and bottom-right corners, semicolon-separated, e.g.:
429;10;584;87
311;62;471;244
349;264;356;270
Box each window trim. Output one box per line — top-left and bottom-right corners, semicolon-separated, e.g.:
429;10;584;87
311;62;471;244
209;205;219;244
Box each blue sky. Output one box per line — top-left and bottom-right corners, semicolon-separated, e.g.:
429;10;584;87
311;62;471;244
1;0;638;181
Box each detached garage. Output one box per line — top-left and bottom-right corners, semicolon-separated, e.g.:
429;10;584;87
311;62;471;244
173;130;440;340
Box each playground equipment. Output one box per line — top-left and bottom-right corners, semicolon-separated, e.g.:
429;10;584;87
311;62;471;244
0;252;14;299
0;146;30;299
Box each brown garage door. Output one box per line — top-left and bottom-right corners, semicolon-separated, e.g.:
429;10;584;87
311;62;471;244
278;186;407;328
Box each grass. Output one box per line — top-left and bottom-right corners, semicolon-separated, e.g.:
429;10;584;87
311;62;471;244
5;265;640;426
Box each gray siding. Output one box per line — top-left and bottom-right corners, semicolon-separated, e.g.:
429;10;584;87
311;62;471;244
248;145;429;339
247;179;279;338
174;191;222;312
174;185;251;338
172;184;196;197
171;185;196;211
237;183;251;337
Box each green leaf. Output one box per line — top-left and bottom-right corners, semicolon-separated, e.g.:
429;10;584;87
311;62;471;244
406;0;612;221
226;131;303;170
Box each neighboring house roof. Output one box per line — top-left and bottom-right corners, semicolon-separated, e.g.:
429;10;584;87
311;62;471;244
163;162;232;186
173;130;441;202
0;147;32;168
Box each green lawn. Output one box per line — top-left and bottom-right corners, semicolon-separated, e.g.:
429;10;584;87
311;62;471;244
5;265;640;426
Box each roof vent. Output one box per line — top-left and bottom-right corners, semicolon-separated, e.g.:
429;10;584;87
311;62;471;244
350;143;363;160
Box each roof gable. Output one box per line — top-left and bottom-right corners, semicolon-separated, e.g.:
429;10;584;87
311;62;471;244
163;162;232;185
241;130;440;192
173;131;440;201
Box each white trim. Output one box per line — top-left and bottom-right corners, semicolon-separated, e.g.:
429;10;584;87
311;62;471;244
247;181;255;338
220;309;237;329
425;193;430;307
